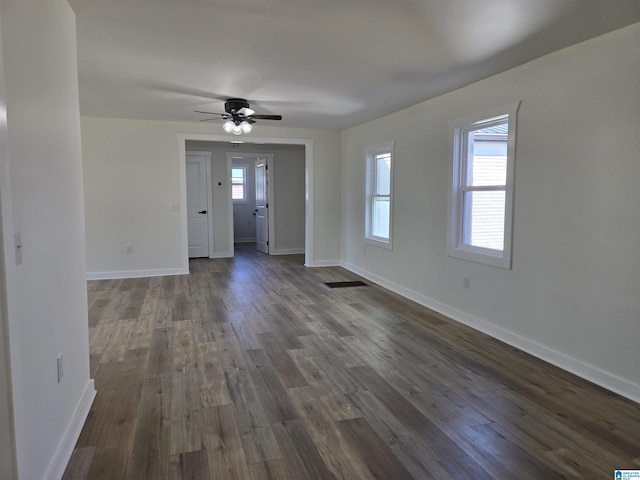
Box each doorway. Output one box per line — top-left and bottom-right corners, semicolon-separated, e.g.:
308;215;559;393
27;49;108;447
229;153;276;255
254;157;269;254
185;151;213;258
178;135;312;269
230;156;258;245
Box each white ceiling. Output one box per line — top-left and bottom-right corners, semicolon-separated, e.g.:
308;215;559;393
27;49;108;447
68;0;640;130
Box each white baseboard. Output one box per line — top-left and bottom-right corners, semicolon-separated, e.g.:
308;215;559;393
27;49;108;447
45;379;96;480
270;248;305;255
342;261;640;404
308;259;341;267
209;252;233;259
87;268;188;280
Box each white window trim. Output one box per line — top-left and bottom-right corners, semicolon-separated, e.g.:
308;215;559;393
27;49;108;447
231;164;248;204
447;102;520;269
364;140;395;250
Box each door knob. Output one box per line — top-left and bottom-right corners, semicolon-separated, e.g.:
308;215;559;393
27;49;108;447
198;210;207;214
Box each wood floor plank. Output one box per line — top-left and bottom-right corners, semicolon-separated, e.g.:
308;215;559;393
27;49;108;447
467;423;566;480
85;349;149;480
346;389;458;480
287;350;361;420
61;446;96;480
301;417;375;480
439;454;495;480
348;365;465;461
170;449;210;480
247;458;293;480
63;244;640;480
201;404;252;480
336;417;414;480
223;366;282;464
243;349;299;423
271;419;336;480
196;341;231;407
265;350;309;389
125;375;172;480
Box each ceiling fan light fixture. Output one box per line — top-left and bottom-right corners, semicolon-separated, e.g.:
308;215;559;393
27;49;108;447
223;120;235;133
197;99;280;135
240;121;252;133
223;119;252;135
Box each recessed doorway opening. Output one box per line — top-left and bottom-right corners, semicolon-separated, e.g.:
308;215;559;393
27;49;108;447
178;134;313;269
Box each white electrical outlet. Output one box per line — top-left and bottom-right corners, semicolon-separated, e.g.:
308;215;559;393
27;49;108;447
463;276;470;289
57;354;64;383
124;243;133;254
170;203;180;212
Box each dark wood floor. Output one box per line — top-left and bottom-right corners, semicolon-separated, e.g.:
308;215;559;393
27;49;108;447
63;243;640;479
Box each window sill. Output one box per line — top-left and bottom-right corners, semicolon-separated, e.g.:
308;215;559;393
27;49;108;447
447;245;511;269
364;237;393;251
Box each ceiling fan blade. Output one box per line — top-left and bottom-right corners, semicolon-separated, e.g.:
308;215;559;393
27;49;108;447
194;110;224;115
250;114;283;121
199;118;220;122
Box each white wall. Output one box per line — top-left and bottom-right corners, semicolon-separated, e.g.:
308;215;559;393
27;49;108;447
83;119;341;277
271;147;305;254
0;1;95;478
341;23;640;401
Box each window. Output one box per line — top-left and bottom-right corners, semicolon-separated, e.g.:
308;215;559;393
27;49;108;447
365;140;394;249
448;103;519;268
231;166;247;202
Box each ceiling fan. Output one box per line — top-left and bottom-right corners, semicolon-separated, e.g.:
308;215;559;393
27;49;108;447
195;98;282;135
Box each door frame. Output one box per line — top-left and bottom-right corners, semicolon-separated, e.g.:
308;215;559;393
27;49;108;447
185;150;214;258
177;134;314;270
227;152;274;252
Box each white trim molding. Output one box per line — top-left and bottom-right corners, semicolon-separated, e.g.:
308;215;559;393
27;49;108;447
87;268;189;280
447;102;519;269
209;251;233;259
44;380;96;480
364;140;395;250
270;248;305;255
178;134;315;267
308;259;342;267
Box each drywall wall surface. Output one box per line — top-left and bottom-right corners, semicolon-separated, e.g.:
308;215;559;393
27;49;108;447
0;0;94;478
271;148;305;253
341;23;640;399
82;119;340;275
82;118;186;276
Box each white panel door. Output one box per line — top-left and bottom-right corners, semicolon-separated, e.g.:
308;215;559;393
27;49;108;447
255;159;269;254
186;155;209;258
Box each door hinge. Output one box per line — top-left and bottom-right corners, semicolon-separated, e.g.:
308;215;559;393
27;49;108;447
266;203;269;208
267;241;269;246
